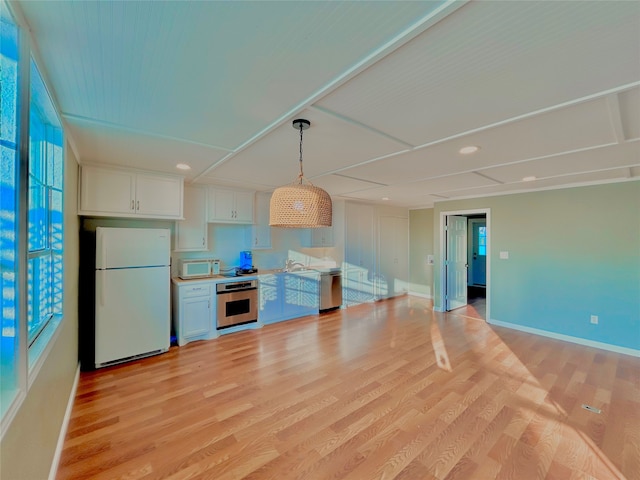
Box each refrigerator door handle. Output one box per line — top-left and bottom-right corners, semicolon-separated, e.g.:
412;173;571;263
101;238;106;268
100;275;105;306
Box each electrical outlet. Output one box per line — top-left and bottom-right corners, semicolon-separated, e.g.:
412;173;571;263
590;315;599;325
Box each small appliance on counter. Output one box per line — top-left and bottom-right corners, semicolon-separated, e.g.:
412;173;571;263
238;250;257;274
178;258;220;279
211;259;220;275
179;259;212;279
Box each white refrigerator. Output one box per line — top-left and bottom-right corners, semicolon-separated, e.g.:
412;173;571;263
95;227;171;368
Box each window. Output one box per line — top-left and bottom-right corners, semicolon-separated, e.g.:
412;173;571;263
0;0;64;426
28;59;63;346
477;226;486;256
0;0;20;419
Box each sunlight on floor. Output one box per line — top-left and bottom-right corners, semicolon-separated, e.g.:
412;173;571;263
459;320;627;479
430;320;452;372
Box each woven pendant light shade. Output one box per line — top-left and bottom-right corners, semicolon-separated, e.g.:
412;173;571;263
270;182;332;228
269;118;332;228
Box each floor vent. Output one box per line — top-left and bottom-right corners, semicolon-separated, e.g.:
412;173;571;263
581;404;602;414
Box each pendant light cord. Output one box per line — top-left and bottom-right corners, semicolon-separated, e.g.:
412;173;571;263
298;122;304;183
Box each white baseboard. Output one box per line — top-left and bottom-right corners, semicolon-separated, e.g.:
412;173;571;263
48;363;80;480
488;319;640;358
408;291;432;300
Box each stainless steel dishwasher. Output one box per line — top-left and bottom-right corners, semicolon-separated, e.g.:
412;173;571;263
319;269;342;311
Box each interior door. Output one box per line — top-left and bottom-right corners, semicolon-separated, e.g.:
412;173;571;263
446;215;468;310
470;219;487;286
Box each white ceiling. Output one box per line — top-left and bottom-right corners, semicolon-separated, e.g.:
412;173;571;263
14;0;640;208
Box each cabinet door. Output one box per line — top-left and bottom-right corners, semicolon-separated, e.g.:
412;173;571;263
175;186;208;251
135;173;183;218
79;166;135;215
234;191;254;223
182;295;211;338
283;274;305;318
299;273;320;312
345;203;375;305
253;192;272;249
282;273;319;318
210;188;235;221
318;227;334;246
378;216;408;299
258;274;282;324
302;226;333;247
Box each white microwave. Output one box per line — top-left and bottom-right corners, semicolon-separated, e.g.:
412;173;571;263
179;259;212;279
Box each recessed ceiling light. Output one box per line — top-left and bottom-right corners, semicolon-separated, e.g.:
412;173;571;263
522;176;537;182
382;197;389;201
176;163;191;170
459;145;480;155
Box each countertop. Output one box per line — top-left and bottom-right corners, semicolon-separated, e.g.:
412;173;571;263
172;267;338;284
172;274;258;284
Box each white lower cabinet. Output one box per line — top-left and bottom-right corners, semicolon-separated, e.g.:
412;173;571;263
259;272;319;324
172;281;214;346
258;274;280;324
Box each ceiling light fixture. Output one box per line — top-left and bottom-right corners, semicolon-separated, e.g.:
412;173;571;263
522;175;537;182
176;163;191;170
459;145;479;155
269;119;332;228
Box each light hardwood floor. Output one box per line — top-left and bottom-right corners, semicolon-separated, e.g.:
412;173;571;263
57;296;640;480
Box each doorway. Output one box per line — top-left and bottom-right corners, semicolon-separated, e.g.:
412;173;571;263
439;209;490;321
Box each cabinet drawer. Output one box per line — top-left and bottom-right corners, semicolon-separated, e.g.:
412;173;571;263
181;284;211;298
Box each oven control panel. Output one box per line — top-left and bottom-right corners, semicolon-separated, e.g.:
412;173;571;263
216;280;257;293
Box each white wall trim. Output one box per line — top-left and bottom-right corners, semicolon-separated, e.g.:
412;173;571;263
48;363;80;480
408;291;432;300
488;319;640;358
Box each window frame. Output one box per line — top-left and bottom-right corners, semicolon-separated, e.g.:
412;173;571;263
0;0;66;434
27;65;64;348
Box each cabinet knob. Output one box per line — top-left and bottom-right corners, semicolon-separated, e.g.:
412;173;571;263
131;200;135;210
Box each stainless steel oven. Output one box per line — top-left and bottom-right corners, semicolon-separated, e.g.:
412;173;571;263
216;279;258;329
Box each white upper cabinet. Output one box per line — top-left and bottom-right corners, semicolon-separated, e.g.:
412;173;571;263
302;226;334;248
135;173;184;217
252;191;272;249
174;185;208;252
79;165;183;219
208;187;254;224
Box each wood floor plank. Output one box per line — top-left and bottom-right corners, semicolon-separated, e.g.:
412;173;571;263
56;296;640;480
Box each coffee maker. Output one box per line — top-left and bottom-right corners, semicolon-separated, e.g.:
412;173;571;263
239;251;255;273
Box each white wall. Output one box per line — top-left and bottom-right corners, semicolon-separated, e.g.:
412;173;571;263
0;144;80;479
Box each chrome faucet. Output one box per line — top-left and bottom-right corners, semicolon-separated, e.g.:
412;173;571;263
284;259;305;271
